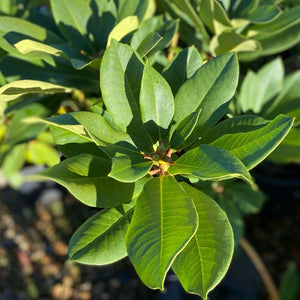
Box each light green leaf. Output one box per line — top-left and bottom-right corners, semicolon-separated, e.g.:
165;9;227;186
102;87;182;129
238;58;284;114
174;52;238;141
100;40;153;152
109;152;153;183
126;176;198;289
140;62;174;142
210;32;260;56
168;144;252;184
173;183;234;299
50;0;95;53
170;109;202;149
162;46;203;95
25;141;60;167
0;80;73;101
68;203;135;265
107;16;139;47
205;114;294;169
13;39;66;57
40;154;135;208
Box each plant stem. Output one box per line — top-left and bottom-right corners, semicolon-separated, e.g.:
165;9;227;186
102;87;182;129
239;237;279;300
167;33;179;61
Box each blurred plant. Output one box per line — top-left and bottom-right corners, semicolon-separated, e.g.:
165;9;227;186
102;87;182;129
279;261;300;300
160;0;300;60
235;57;300;164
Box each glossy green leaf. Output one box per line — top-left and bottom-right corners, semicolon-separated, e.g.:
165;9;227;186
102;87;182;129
50;0;95;53
0;80;73;101
107;16;139;47
170;109;202;149
68;202;135;265
100;40;153;152
173;183;234;299
126;176;198;289
174;52;238;141
140;63;174;142
40;154;135;208
162;46;203;95
109;152;153;183
168;144;252;184
205;114;294;169
238;58;284;114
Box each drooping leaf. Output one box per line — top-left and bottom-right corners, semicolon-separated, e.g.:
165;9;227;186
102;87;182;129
168;144;252;184
247;4;280;23
126;176;198;289
100;40;153;152
68;202;135;265
173;183;234;299
140;62;174;142
173;52;238;142
204;114;294;169
107;16;139;47
0;80;73;101
109;152;153;183
39;154;135;208
162;46;203;95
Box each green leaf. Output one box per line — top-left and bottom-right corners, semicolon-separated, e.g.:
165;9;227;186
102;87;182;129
107;16;139;47
40;154;135;208
0;16;64;55
238;58;284;114
109;152;153;183
198;0;232;35
13;39;66;57
162;46;203;95
173;183;234;299
100;40;153;152
240;7;300;60
247;4;280;23
50;0;95;53
204;114;294;169
210;32;260;56
25;141;60;167
168;144;252;184
68;203;135;265
170;0;209;40
116;0;149;23
140;62;174;142
136;31;162;58
279;262;300;300
126;176;198;289
170;109;202;149
174;52;238;141
0;80;73;101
